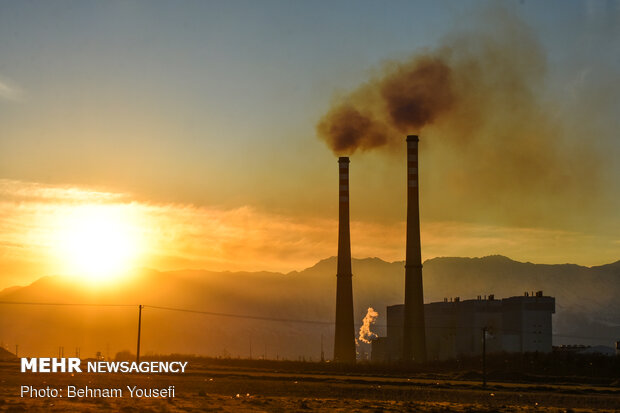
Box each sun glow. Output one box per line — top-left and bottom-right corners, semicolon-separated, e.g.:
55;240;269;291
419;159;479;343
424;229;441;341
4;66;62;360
53;205;142;284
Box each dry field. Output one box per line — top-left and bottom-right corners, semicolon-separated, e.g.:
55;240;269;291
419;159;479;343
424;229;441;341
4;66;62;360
1;361;619;412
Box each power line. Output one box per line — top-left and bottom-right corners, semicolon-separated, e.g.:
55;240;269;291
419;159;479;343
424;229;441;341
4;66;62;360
144;305;334;325
1;300;618;341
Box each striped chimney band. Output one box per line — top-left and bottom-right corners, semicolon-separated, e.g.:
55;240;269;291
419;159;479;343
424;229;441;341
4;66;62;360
338;157;350;202
407;135;418;188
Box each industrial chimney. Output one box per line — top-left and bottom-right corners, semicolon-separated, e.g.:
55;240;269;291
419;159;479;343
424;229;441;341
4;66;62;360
402;135;427;362
334;157;356;363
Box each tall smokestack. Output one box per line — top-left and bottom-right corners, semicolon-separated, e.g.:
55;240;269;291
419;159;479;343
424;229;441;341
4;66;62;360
402;135;427;362
334;157;356;363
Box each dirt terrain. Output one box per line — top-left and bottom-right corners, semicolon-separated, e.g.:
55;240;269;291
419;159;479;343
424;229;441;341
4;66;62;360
1;361;619;412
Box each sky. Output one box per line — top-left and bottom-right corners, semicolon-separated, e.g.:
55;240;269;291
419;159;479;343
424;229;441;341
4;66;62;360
0;0;619;288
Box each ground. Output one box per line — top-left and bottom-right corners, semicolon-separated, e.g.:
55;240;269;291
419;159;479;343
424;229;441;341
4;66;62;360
1;361;618;412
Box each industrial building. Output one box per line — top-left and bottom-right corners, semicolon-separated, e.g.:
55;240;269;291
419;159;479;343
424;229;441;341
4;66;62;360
371;292;556;362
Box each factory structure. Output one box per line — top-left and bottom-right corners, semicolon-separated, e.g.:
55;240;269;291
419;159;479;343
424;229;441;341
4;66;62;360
333;135;428;363
402;135;427;362
333;157;356;363
371;292;556;362
333;134;556;363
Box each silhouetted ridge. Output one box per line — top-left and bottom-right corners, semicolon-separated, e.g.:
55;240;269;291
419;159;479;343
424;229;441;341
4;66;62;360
1;255;619;357
591;260;620;273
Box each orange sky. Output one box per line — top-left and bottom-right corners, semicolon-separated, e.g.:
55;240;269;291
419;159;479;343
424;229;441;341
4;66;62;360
0;2;619;288
1;178;617;289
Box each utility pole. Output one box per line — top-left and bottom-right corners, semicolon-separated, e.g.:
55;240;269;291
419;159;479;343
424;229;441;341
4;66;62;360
136;305;143;363
249;335;252;360
15;344;18;358
320;334;325;362
482;326;487;388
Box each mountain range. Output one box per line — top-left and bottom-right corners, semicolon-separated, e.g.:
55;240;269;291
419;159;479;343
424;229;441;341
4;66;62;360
1;255;618;360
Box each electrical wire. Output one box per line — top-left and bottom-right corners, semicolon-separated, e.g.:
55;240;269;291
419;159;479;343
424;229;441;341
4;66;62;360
1;300;617;341
144;304;334;325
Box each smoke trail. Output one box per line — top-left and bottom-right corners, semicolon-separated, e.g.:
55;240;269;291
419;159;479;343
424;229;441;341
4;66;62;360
316;104;388;155
358;307;379;344
317;6;607;228
316;10;540;155
316;56;454;155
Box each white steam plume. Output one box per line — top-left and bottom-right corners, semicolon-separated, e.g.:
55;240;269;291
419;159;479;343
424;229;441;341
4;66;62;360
358;307;379;344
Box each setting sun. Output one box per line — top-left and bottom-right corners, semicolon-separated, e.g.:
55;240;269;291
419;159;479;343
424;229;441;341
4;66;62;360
53;205;142;283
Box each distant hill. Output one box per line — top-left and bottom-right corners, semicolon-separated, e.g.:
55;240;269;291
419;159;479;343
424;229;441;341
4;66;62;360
0;347;17;361
1;256;619;359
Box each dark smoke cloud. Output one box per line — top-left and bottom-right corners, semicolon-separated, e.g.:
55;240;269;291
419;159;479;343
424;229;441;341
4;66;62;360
317;6;609;229
317;55;455;155
316;17;543;156
380;56;454;133
316;104;387;155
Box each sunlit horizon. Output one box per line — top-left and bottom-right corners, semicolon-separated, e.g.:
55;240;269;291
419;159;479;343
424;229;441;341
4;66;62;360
0;178;617;289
